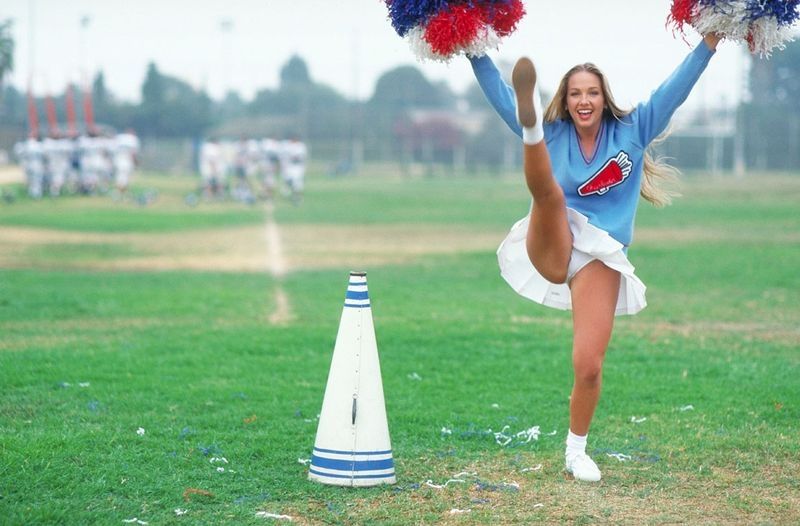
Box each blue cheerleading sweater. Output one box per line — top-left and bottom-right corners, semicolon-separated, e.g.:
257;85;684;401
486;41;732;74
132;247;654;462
469;42;715;247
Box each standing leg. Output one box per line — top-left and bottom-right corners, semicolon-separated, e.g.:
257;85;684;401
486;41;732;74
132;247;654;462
564;260;620;481
512;58;572;284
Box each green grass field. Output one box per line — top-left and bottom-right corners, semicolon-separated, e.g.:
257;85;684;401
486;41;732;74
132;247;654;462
0;169;798;525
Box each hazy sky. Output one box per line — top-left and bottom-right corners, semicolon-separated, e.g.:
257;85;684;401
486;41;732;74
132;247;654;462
5;0;755;111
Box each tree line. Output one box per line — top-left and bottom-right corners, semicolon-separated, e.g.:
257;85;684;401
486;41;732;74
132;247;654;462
1;30;800;172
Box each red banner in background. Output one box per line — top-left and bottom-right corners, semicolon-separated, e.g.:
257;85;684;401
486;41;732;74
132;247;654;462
65;85;77;137
82;86;95;135
45;94;60;137
26;87;40;139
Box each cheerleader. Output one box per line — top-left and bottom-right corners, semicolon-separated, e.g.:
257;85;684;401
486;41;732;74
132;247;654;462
383;0;796;483
469;32;721;481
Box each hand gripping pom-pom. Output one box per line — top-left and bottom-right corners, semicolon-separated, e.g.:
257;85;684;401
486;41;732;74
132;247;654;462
667;0;800;57
385;0;526;62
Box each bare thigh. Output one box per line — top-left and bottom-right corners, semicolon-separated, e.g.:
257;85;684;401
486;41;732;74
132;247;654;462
522;142;572;284
570;260;621;368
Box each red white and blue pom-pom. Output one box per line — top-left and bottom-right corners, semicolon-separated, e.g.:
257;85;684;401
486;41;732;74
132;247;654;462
668;0;800;57
384;0;526;61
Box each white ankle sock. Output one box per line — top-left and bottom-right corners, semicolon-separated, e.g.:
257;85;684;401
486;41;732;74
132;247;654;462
522;83;545;145
565;430;587;458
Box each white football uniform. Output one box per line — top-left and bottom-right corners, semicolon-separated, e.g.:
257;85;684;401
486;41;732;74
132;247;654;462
113;133;140;188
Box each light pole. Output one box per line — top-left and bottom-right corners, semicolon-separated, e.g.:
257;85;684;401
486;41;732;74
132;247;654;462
351;30;363;173
28;0;35;83
79;14;90;84
78;15;93;134
733;45;750;178
219;17;234;98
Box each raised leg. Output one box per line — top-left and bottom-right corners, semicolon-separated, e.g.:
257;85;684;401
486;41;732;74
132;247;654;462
512;58;572;284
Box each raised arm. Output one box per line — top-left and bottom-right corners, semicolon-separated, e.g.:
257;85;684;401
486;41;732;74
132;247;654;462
704;32;722;51
468;55;523;139
634;37;717;146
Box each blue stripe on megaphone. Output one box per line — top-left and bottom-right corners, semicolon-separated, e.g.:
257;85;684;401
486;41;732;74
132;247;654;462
311;455;394;472
309;467;395;480
346;290;369;300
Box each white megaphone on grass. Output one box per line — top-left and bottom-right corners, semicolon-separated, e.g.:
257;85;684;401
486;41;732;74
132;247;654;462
308;271;396;487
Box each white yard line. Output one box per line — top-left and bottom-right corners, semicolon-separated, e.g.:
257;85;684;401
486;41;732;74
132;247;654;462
265;202;288;278
265;202;293;325
268;287;292;325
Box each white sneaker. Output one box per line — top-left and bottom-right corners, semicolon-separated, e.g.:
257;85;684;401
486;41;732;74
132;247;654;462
565;453;602;482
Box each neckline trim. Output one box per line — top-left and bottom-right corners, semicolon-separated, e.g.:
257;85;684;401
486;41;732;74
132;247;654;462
574;121;605;165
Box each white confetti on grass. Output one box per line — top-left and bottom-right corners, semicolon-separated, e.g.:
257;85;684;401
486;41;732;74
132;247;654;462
607;452;632;462
630;416;647;424
533;503;544;509
680;405;695;412
407;372;422;381
297;458;311;465
209;456;236;473
174;509;188;516
493;425;541;446
449;508;472;514
136;427;145;436
520;464;543;473
255;511;293;521
122;519;148;525
59;381;91;388
440;423;550;446
422;472;522;495
424;478;466;489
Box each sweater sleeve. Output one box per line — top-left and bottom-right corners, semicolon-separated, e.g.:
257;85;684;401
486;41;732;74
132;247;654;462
468;55;523;139
634;41;715;146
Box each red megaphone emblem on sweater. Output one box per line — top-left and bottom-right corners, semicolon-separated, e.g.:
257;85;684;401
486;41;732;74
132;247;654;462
578;151;632;197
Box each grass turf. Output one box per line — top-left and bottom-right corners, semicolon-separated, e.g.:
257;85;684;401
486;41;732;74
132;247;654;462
0;170;798;524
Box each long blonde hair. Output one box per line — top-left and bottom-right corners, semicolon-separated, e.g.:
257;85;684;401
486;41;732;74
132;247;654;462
544;63;679;207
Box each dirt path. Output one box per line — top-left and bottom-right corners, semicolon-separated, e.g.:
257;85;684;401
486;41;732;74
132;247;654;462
265;202;293;325
0;223;503;272
0;166;23;185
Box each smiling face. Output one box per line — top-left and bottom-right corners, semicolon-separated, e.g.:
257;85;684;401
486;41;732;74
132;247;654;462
566;71;605;136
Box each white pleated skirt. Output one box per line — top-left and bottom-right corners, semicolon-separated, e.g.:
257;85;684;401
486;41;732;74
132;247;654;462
496;207;647;316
